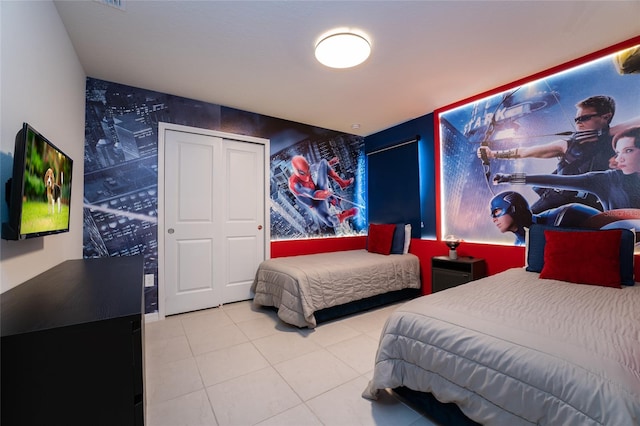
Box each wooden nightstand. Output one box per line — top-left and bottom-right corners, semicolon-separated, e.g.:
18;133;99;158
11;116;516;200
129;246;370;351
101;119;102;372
431;256;487;293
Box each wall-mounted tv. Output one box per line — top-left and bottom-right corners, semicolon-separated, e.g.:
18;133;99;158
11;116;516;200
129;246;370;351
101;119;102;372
2;123;73;240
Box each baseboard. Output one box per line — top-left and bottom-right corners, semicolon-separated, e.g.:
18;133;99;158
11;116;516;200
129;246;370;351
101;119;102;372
145;312;159;323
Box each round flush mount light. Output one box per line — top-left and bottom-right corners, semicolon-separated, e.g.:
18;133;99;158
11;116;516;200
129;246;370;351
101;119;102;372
315;32;371;69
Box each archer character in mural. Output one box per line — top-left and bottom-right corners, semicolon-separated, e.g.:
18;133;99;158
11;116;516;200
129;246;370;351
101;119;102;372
288;155;357;228
478;95;617;213
493;127;640;211
489;191;601;245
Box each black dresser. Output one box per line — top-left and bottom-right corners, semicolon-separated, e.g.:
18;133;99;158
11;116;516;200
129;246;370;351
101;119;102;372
1;256;145;426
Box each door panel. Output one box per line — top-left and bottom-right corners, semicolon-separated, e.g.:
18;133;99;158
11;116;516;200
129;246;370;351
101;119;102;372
177;239;213;292
162;127;267;315
164;130;221;315
221;140;265;303
178;143;214;221
226;236;257;284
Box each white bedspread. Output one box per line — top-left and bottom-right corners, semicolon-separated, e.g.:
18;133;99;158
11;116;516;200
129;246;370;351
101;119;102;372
363;268;640;425
251;250;421;328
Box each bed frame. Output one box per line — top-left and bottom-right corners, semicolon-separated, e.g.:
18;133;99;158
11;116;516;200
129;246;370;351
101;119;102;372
393;387;480;426
313;287;420;323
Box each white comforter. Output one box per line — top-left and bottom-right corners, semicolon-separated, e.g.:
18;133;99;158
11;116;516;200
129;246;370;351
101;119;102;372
251;250;421;328
363;268;640;425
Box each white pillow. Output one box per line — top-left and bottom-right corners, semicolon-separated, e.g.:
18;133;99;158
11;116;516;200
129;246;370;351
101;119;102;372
403;224;412;254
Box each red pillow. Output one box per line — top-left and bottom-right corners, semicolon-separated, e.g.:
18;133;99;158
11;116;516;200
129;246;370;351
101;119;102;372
367;224;396;255
539;229;622;288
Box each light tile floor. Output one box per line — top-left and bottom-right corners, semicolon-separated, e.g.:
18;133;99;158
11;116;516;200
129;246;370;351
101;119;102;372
145;300;439;426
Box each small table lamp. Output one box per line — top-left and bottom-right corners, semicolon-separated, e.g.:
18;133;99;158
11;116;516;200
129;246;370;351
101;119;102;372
444;235;462;260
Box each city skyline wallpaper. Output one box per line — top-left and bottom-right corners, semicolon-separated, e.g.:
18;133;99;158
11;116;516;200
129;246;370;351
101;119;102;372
83;78;365;314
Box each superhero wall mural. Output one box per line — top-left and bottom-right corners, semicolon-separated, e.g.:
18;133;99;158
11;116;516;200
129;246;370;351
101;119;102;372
271;137;365;240
83;78;365;313
438;43;640;246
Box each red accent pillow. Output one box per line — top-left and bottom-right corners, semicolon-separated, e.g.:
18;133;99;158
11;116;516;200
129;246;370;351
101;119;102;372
367;224;396;255
539;229;622;288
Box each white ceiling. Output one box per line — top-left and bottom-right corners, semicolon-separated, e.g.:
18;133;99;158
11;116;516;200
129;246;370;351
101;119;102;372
54;1;640;136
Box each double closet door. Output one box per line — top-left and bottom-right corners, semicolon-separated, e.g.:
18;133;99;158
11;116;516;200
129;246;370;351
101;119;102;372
160;124;269;316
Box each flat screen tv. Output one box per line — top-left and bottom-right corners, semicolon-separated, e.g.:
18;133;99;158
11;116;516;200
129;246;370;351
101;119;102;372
2;123;73;240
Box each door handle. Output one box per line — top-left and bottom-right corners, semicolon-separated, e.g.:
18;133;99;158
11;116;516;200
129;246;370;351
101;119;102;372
168;228;175;234
257;225;263;230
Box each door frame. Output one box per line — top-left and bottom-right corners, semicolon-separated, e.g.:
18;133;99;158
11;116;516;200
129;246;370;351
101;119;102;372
157;122;270;319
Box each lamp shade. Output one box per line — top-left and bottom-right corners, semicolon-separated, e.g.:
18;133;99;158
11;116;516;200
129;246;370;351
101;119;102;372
444;235;462;259
315;32;371;69
444;235;462;250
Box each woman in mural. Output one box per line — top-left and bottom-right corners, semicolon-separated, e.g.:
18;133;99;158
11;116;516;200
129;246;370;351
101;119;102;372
288;155;357;228
493;127;640;212
489;191;601;245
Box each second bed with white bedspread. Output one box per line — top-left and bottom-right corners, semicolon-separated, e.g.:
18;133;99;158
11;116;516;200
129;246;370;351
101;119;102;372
251;249;421;328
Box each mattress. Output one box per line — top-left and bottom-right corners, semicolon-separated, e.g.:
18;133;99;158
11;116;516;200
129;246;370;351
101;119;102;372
363;268;640;425
251;249;421;328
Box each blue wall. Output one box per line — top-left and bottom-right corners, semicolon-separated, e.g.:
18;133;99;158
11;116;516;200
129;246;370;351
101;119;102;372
365;113;436;238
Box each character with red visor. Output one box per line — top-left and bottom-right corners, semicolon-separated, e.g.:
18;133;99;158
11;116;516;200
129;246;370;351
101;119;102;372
288;155;357;228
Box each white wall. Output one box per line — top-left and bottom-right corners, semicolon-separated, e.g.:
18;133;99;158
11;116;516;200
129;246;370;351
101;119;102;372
1;0;86;292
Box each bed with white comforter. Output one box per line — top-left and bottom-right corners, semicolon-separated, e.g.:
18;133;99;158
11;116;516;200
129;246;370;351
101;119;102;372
363;267;640;425
251;249;421;328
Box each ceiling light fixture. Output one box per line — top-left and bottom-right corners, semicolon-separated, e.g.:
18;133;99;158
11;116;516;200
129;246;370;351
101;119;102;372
315;32;371;69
